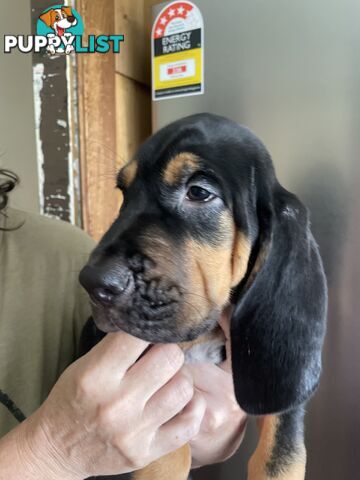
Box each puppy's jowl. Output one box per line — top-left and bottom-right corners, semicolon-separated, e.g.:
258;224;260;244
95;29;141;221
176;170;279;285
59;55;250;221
80;113;327;480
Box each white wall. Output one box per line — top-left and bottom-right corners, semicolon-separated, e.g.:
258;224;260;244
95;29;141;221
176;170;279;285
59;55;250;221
0;0;39;213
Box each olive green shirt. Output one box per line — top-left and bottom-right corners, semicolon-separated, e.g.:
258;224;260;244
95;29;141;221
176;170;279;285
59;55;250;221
0;208;95;436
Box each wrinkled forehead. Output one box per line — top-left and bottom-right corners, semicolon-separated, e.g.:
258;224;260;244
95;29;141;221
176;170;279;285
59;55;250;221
118;151;193;184
117;115;263;191
117;151;230;194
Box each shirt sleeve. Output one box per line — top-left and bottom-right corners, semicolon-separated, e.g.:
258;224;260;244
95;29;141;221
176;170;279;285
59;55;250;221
67;228;96;359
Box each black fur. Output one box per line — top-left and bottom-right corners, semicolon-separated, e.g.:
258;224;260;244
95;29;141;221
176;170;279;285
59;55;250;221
80;112;327;418
231;181;327;414
79;316;106;357
266;406;305;477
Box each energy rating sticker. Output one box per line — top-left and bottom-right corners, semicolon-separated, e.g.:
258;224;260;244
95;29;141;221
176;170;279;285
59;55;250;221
152;1;204;100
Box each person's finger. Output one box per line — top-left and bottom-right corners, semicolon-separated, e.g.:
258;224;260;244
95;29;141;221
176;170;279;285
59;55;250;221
186;364;242;433
186;363;230;393
83;331;149;380
154;391;206;456
144;369;194;427
125;344;185;403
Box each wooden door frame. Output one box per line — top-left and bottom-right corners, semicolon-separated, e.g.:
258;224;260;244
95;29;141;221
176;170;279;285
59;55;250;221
77;0;118;240
77;0;158;240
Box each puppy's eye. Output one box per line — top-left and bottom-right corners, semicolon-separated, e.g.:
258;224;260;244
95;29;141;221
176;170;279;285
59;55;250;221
55;15;60;20
186;185;214;202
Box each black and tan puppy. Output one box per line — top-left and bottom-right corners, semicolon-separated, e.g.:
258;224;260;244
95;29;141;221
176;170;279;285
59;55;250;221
79;113;327;480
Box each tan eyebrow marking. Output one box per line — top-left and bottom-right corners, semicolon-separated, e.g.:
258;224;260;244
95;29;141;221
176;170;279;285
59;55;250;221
118;160;138;188
162;152;199;185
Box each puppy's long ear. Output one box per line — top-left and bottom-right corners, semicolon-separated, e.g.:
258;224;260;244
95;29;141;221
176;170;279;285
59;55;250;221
39;10;53;27
62;7;73;17
231;182;327;415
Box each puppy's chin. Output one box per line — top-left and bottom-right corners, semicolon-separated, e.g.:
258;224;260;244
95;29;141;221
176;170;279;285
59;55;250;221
91;305;221;344
91;312;121;333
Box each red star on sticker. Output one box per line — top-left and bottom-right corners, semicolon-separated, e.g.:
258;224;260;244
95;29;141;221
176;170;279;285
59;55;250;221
160;16;167;25
168;8;175;17
177;6;185;15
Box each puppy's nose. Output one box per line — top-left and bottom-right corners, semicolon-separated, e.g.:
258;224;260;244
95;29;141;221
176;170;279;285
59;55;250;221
79;264;133;306
68;15;76;23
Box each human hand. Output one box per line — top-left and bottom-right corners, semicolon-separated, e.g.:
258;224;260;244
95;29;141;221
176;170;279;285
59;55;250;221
18;332;206;479
188;308;247;467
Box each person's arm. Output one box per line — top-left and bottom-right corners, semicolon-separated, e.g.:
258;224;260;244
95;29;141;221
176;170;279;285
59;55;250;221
0;416;66;479
0;332;206;479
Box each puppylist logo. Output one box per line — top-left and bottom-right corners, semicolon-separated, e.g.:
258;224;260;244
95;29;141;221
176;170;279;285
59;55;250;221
4;4;124;55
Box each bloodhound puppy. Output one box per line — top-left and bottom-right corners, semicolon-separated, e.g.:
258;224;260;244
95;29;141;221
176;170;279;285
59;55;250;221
79;113;327;480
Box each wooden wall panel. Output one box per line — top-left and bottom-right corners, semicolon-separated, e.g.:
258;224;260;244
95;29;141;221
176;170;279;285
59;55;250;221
114;0;159;85
115;74;151;164
113;0;153;186
77;0;119;240
114;0;149;85
78;0;154;240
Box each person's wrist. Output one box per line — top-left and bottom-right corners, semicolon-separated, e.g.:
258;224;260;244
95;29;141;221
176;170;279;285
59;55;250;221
190;413;247;468
17;409;83;480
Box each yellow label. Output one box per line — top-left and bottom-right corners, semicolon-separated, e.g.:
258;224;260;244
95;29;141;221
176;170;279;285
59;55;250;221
154;48;202;91
152;1;204;100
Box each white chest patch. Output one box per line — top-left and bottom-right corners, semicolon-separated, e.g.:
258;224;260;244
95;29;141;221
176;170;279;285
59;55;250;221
184;334;226;364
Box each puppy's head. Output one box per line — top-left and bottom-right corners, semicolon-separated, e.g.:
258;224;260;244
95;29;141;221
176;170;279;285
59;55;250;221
39;7;77;31
80;113;327;414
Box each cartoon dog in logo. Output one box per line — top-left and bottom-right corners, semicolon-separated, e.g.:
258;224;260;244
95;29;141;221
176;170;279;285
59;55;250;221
39;6;77;54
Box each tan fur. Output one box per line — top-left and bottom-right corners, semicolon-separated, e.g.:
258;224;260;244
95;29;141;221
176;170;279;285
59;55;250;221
133;444;191;480
182;241;231;327
137;226;186;281
162;152;199;185
62;6;72;17
246;242;269;287
135;219;250;338
119;161;138;188
248;416;306;480
39;10;53;27
231;231;252;286
179;325;224;351
182;213;251;329
248;416;279;479
275;463;306;480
